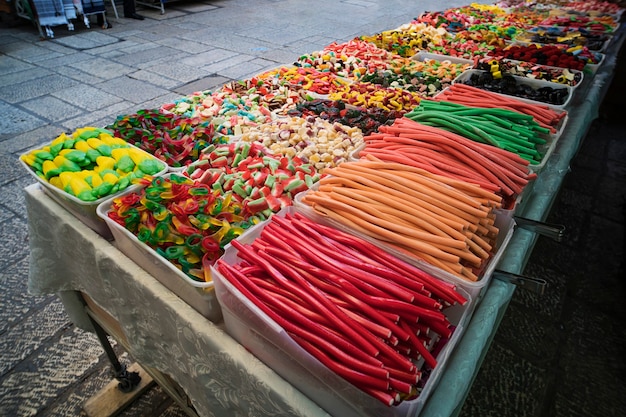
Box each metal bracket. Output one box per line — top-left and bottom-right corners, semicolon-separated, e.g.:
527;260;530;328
493;270;547;295
514;216;566;242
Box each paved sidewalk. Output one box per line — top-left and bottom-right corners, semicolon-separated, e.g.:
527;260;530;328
1;1;625;416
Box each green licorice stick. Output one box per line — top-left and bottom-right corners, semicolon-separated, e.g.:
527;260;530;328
411;111;503;146
408;113;489;144
416;99;534;121
419;109;540;151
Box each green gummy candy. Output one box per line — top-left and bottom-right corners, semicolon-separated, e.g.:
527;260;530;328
117;176;130;190
78;190;97;201
78;130;101;140
116;155;135;173
62;138;76;149
96;144;112;157
86;149;102;163
92;182;114;198
45;168;63;180
60;158;82;172
64;150;87;164
137;159;162;175
33;150;54;161
50;142;64;157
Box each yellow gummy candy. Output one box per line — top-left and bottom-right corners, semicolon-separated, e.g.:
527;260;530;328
102;172;119;184
126;147;148;165
99;135;127;147
69;177;92;195
96;156;117;171
49;177;63;189
58;171;75;188
73;140;93;152
86;172;103;187
86;138;106;149
110;147;129;161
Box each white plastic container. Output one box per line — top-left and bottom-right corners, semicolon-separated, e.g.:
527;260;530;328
477;56;585;89
212;206;473;417
96;176;222;322
453;69;574;109
20;145;167;238
293;185;516;301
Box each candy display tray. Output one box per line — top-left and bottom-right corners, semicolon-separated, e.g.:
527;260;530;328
212;206;474;417
477;56;585;90
452;69;574;109
515;29;613;53
19;145;167;238
293;183;516;301
96;176;222;322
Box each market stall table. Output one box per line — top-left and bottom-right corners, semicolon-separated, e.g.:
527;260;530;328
25;20;624;417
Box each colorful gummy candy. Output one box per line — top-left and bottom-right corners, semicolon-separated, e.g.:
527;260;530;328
106;109;224;168
20;127;166;201
256;66;350;95
355;58;467;96
360;23;449;57
473;56;583;87
329;82;423;113
239;116;364;170
185;141;320;218
285;99;403;136
219;77;306;113
108;173;252;282
293;40;401;78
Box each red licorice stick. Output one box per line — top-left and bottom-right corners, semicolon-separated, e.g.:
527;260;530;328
267;218;418;304
252;240;419;374
269;217;426;294
231;240;382;358
256;247;417;350
290;335;391;393
261;245;414;343
361;145;502;192
399;320;438;368
292;212;466;306
389;377;414;395
272;215;440;307
249;274;396;342
250;277;387;371
262;223;404;301
387;364;421;384
286;213;442;295
219;260;386;373
360;386;399;407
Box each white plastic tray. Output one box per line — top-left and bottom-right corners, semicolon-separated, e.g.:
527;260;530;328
293;183;516;301
212;206;473;417
453;69;574;109
477;57;584;89
96;176;222;322
20;145;167;238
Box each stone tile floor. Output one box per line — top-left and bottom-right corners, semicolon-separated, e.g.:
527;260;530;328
0;0;625;416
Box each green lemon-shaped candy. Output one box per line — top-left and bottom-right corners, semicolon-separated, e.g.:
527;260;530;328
92;182;114;198
137;159;162;175
116;154;135;173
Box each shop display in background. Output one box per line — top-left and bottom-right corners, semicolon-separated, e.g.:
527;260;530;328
14;0;108;38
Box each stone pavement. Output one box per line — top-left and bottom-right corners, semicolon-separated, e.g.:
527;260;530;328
0;1;625;416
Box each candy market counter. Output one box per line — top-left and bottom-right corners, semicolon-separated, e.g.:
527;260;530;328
24;22;625;417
